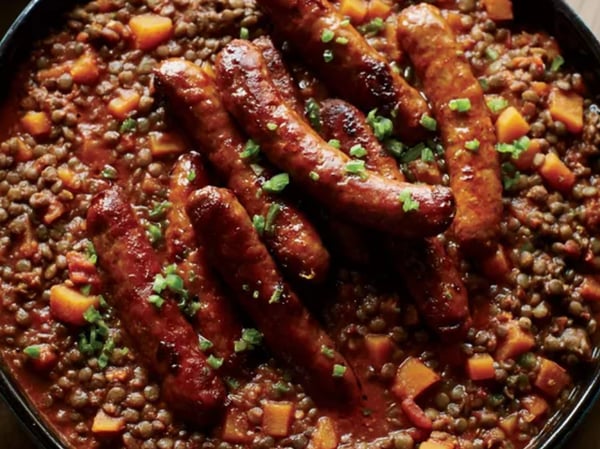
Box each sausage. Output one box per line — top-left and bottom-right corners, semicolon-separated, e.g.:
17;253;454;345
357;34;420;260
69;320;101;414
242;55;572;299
397;4;503;255
253;35;305;116
87;187;225;426
257;0;430;142
166;152;243;363
320;99;471;337
215;40;455;238
186;186;362;406
155;59;330;283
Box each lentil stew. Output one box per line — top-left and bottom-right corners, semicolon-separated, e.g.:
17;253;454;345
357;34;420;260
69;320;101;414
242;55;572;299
1;1;600;449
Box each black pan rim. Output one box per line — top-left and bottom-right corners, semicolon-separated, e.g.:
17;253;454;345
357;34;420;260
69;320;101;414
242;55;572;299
0;1;599;448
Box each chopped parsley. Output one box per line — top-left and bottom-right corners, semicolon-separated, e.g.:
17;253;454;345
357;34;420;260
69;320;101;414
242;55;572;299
240;27;249;39
78;305;116;369
321;29;335;43
101;165;117;180
199;335;213;352
207;355;224;370
234;328;264;352
345;159;367;179
262;173;290;193
328;139;341;149
320;345;335;359
241;139;261;160
265;203;281;234
323;49;334;63
550;55;565;72
23;345;42;359
309;171;320;181
419;114;437;132
486;97;509;113
332;364;347;377
252;214;266;235
366;109;394;140
150;265;199;317
398;191;420;212
465;139;481;152
305;98;321;130
119;118;136;133
349;144;367;158
269;285;284;304
448;98;472;112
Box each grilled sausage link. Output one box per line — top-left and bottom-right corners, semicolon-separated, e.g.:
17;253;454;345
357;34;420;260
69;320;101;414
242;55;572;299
257;0;429;142
397;4;503;256
155;59;330;283
87;187;225;426
320;99;471;337
215;40;455;238
166;152;243;363
187;186;361;406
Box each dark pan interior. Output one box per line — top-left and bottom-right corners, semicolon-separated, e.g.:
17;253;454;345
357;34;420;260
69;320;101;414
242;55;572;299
1;1;600;448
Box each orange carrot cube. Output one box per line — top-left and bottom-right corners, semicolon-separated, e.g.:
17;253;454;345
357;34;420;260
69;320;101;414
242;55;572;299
482;0;513;21
539;152;576;193
549;88;584;134
129;14;173;50
466;354;496;381
496;106;530;143
495;321;535;361
21;111;52;137
71;53;101;85
108;89;140;120
262;401;294;437
50;284;100;326
392;357;440;399
534;358;571;398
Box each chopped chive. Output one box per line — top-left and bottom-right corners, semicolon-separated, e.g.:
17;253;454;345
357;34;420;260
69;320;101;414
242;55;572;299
321;29;335;43
267;122;278;131
148;294;165;309
269;285;284;304
80;284;92;296
448;98;472;112
305;98;321;130
187;170;196;182
149;201;172;219
323;49;334;63
225;377;241;390
265;203;281;234
83;306;102;324
234;328;264;352
207;355;224;370
340;18;351;26
486;97;509;113
419;114;437;132
421;146;435;162
309;171;320;181
252;214;266;235
345;159;367;179
332;364;347;377
86;241;98;265
262;173;290;193
119;118;136;133
328;139;341;149
485;47;499;61
23;345;42;359
335;36;349;45
465;139;480;151
240;27;249;39
398;191;420;212
320;345;335;359
153;273;167;294
147;223;162;244
478;77;490;92
273;381;292;394
384;139;406;158
550;55;565;72
101;165;117;180
366;109;394;140
241;139;261;159
349;144;367;158
198;335;213;352
359;17;384;35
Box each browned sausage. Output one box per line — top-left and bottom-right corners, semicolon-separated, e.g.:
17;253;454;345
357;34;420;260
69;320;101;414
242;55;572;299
397;4;503;256
186;186;361;406
215;40;455;238
257;0;429;142
155;59;330;283
320;99;471;337
253;35;305;116
87;187;225;426
166;152;243;363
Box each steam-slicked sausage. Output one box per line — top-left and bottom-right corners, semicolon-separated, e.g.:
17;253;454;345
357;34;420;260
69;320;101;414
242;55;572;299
320;99;471;337
166;152;243;363
155;59;330;283
215;40;455;238
187;186;361;405
257;0;429;141
397;4;503;255
87;187;225;426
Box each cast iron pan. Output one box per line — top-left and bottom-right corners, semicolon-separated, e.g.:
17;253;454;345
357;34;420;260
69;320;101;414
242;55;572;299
1;1;600;448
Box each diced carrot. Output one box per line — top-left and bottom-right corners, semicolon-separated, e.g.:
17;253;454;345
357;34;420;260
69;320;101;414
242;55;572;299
513;138;542;171
37;64;70;83
482;0;513;21
13;138;34;162
521;394;549;420
71;52;100;85
262;401;294;437
499;413;519;435
496;106;530;143
222;408;253;443
50;284;100;326
531;81;550;98
20;111;52;137
308;417;338;449
510;56;544;71
495;321;535;361
392;357;441;400
339;0;368;24
57;166;83;191
420;439;455;449
548;88;584;133
466;354;496;381
539;152;576;193
129;14;173;50
201;61;216;79
149;132;186;157
534;357;571;398
481;245;511;282
92;410;126;436
366;0;392;20
400;397;432;430
365;334;393;368
108;89;140;120
580;276;600;302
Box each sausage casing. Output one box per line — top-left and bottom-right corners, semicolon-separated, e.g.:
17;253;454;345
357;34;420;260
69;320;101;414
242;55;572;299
215;40;455;238
87;187;225;426
155;59;330;283
167;152;243;363
257;0;429;141
397;4;503;255
187;186;361;406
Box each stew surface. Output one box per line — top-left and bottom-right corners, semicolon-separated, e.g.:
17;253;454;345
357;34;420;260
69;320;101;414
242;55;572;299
0;1;599;449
